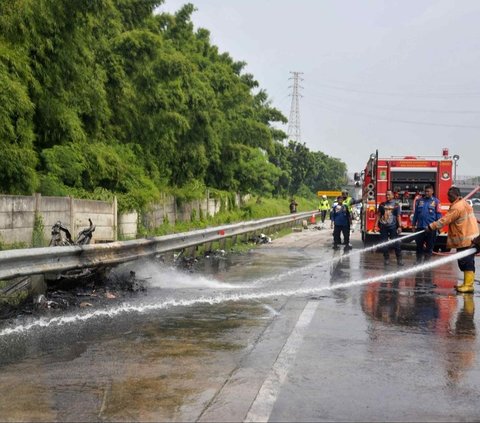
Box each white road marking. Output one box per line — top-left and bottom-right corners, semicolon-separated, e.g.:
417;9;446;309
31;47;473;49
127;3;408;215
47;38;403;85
244;301;319;422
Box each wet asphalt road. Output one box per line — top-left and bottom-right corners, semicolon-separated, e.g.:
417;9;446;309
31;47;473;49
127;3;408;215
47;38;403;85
0;221;479;422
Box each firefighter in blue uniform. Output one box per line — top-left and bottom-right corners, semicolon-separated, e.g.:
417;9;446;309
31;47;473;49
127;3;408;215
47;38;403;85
330;196;352;251
412;184;442;262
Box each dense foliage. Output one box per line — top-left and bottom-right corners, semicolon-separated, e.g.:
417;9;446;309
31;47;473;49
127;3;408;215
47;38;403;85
0;0;346;210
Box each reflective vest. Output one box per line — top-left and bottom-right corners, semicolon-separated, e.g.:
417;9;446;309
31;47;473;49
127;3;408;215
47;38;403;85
431;198;479;249
343;196;353;212
319;199;330;211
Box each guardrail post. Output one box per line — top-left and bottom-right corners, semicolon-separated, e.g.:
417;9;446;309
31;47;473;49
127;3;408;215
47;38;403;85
204;241;212;253
187;245;196;258
219;237;226;250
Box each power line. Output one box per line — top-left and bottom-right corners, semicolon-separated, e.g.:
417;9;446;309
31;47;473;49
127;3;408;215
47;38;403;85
304;97;480;129
310;91;480;115
312;82;480;98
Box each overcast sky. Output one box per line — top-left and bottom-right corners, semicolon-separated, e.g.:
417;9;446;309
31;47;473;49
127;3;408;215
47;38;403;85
159;0;480;177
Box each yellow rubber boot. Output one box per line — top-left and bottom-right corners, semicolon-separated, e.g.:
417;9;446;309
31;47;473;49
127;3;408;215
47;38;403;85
456;271;475;293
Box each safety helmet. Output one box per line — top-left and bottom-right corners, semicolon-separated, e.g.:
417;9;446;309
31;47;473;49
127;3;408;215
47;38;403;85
322;195;327;199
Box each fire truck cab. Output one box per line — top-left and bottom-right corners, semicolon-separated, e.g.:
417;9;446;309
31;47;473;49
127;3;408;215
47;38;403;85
358;149;454;250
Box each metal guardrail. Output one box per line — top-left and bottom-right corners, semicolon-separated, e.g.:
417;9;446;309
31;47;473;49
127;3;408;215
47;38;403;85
0;211;320;281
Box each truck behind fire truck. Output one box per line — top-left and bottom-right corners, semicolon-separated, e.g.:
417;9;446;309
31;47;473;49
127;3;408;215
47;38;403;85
358;149;454;250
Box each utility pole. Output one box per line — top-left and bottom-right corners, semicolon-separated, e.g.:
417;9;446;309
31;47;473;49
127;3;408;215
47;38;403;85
287;71;304;143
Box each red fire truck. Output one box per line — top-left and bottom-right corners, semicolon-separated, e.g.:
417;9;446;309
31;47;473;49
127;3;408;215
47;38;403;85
358;149;455;250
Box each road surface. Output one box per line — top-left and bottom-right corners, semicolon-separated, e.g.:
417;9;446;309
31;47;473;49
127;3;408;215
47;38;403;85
0;222;479;421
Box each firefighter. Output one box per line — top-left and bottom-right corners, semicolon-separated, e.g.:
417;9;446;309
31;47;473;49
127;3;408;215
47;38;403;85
342;189;361;245
412;184;442;262
330;196;352;251
318;195;330;228
374;189;404;266
426;186;479;293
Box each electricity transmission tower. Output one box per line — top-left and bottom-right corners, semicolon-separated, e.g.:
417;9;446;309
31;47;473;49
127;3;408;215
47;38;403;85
287;71;304;142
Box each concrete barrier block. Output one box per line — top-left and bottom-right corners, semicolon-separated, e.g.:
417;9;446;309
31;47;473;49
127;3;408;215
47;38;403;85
119;223;137;239
92;227;114;242
12;197;35;212
73;199;113;213
39;197;70;212
12;211;35;229
119;213;138;225
0;195;33;213
0;211;13;230
0;228;32;244
0;196;14;213
200;199;208;216
119;212;138;239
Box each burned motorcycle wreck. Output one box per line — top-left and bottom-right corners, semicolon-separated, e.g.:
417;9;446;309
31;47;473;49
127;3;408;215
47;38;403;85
31;219;147;313
48;219;100;282
49;218;95;247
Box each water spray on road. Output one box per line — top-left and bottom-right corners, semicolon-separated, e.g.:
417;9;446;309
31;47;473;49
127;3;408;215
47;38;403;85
1;246;475;338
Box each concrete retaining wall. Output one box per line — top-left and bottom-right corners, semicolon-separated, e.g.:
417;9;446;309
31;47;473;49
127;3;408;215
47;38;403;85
118;212;138;240
0;192;246;246
142;191;234;232
0;195;37;245
0;194;117;246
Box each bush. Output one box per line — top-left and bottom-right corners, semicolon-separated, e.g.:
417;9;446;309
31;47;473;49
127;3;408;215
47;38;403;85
32;212;46;247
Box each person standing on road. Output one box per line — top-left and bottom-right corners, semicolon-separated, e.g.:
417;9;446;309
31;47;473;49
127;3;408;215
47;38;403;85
412;184;442;262
426;186;479;293
374;189;404;266
330;196;352;251
289;198;298;214
342;189;362;241
318;195;330;228
341;189;361;215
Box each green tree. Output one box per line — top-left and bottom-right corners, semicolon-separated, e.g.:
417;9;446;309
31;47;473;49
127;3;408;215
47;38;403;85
0;0;344;209
0;40;38;193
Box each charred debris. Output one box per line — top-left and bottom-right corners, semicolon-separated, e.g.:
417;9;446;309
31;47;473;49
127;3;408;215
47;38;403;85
1;221;272;319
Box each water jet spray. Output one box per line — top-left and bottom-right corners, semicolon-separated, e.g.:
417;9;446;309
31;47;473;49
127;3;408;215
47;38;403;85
1;246;474;338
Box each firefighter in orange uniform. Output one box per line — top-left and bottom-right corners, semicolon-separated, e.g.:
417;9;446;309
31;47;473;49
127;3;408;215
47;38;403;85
426;186;479;292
